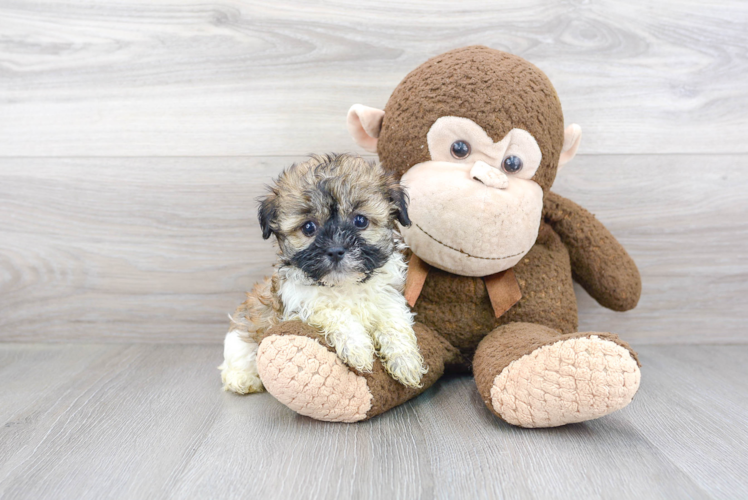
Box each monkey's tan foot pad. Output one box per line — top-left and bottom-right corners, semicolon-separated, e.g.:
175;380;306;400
491;335;641;428
256;334;373;422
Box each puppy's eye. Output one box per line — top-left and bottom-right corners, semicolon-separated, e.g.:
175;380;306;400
450;140;471;159
353;214;369;229
503;155;523;173
300;221;317;237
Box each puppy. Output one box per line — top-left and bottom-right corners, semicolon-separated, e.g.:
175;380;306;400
220;153;427;394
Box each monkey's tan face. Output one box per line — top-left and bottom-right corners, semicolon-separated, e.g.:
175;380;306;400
259;154;410;286
398;117;544;276
348;49;583;278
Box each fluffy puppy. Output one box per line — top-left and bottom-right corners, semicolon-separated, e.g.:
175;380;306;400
220;153;427;394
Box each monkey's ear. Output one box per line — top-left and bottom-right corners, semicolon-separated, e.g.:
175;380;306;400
347;104;385;153
258;193;278;240
558;124;582;171
388;183;411;227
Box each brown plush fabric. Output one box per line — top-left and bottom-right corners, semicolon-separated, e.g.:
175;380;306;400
255;46;641;425
363;322;462;419
544;191;642;311
260;320;462;420
377;45;564;193
483;268;522;318
411;222;578;362
473;323;641;421
368;46;640;425
259;319;332;348
474;322;562;416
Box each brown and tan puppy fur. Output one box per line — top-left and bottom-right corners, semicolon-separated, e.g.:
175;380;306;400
220;154;426;393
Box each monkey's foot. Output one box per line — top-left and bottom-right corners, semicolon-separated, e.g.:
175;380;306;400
255;321;456;422
474;324;641;428
494;335;640;427
257;333;373;422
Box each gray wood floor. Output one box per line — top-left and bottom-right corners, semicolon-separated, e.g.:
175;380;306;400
2;0;748;498
0;343;745;500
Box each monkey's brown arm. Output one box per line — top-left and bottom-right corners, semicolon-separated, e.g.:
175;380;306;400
543;191;641;311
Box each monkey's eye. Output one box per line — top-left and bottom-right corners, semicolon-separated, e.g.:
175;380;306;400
300;221;317;237
353;214;369;229
450;140;471;159
502;155;523;173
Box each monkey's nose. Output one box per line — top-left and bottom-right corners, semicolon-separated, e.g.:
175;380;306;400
470;160;508;189
326;246;346;263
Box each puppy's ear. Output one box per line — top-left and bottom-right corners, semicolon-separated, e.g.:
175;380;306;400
258;192;278;240
388;182;411;227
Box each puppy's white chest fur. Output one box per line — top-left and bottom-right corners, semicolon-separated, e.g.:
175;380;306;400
276;253;426;387
279;253;408;330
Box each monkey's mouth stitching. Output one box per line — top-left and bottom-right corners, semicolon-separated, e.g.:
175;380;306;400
414;223;525;261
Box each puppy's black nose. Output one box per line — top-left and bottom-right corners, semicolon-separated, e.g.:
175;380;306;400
326;246;346;262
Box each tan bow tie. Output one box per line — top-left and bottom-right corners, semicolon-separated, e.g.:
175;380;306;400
404;254;522;318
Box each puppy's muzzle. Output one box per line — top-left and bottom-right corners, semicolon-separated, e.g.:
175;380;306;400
326;246;346;264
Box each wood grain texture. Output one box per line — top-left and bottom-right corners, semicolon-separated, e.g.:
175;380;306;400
1;343;746;499
1;0;747;156
1;154;746;344
552;154;748;343
622;345;748;497
1;2;745;498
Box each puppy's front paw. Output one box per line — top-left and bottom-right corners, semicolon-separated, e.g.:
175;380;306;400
382;348;428;388
334;332;376;373
373;325;427;388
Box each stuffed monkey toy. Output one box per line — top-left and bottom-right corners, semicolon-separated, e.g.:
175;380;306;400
253;46;642;427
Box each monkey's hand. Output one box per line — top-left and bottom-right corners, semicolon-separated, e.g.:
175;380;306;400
543;191;642;311
372;322;428;388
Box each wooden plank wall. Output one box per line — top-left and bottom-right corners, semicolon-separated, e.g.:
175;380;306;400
1;0;747;344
